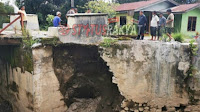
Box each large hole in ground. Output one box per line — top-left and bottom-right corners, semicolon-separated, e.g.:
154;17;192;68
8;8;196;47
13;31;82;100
53;44;123;112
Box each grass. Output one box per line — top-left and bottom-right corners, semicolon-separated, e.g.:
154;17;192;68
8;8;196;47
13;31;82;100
100;38;118;47
118;37;132;41
172;33;185;43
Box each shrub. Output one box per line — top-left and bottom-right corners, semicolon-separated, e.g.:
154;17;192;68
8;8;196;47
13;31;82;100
0;3;14;28
100;38;118;47
172;33;184;43
46;14;55;26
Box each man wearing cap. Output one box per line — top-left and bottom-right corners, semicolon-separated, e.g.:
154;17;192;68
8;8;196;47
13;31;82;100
53;12;62;27
158;13;166;40
166;9;174;40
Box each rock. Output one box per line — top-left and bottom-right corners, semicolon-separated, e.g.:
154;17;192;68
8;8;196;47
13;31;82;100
139;107;144;111
167;107;175;111
71;105;77;110
139;104;143;107
124;107;129;111
120;110;126;112
150;108;157;112
143;103;147;107
178;62;190;75
130;108;134;111
156;109;162;112
134;110;139;112
144;107;150;110
121;100;129;108
135;103;139;107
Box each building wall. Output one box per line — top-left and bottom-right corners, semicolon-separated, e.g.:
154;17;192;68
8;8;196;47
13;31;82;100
174;14;182;33
180;8;200;36
116;13;133;26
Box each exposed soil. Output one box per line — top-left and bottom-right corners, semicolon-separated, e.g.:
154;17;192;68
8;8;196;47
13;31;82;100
53;44;123;112
0;96;13;112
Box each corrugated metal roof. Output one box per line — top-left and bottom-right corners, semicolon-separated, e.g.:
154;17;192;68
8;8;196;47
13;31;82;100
116;0;160;11
171;3;200;13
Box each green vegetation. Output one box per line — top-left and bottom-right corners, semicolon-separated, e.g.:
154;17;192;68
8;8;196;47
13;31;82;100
0;3;14;28
115;0;197;4
162;33;191;42
113;24;137;36
46;15;54;26
185;39;199;104
16;0;102;29
100;38;118;47
172;33;185;43
40;14;55;30
79;0;119;18
187;39;198;77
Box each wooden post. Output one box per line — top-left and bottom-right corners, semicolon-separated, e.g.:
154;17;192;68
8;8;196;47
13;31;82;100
71;0;74;7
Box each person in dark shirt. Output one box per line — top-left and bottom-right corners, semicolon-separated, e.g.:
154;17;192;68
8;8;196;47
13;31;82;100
53;12;61;27
158;13;166;40
137;11;147;40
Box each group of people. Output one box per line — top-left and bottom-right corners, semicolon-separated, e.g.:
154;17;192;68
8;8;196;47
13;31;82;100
53;7;78;27
137;9;174;41
53;7;174;41
53;7;92;27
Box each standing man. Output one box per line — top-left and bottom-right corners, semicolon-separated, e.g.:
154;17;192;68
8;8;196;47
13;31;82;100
137;11;147;40
150;11;159;41
67;7;76;15
18;6;27;30
158;13;166;40
86;8;92;13
74;8;78;13
166;9;174;40
53;12;61;27
66;7;76;26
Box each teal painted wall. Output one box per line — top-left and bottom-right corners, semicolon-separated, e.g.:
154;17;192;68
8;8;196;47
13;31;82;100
180;8;200;36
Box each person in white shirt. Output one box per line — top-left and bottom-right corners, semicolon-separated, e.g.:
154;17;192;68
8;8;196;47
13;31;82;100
150;11;159;41
18;6;27;30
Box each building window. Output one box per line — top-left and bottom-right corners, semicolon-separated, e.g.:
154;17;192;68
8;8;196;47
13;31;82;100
120;16;126;26
187;17;197;31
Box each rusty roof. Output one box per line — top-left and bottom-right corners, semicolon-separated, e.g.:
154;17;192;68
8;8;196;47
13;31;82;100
115;0;178;12
171;3;200;13
116;0;160;11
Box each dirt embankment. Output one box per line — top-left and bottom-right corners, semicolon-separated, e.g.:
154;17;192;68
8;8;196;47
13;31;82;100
53;44;124;112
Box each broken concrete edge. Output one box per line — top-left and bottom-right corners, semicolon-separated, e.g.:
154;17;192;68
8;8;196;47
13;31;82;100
66;13;108;17
0;37;22;45
100;40;200;111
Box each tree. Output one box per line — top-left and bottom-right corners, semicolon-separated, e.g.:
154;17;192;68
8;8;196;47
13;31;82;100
174;0;197;4
115;0;140;4
115;0;198;4
0;3;14;28
79;0;119;18
16;0;92;29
